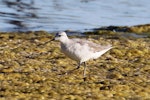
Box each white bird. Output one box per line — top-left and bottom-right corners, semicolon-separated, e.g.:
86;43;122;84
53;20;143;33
54;31;112;80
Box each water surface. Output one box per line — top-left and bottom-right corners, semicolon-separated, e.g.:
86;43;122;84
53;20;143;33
0;0;150;32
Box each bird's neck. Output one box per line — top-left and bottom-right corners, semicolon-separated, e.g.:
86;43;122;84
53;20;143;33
60;37;70;44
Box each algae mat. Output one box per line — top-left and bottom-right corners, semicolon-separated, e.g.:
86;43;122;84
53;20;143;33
0;31;150;100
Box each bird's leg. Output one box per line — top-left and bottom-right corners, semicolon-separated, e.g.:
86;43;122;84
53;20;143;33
83;62;87;81
65;62;81;74
59;62;81;75
76;62;81;69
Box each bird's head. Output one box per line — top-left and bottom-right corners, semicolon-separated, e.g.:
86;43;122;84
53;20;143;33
54;31;68;42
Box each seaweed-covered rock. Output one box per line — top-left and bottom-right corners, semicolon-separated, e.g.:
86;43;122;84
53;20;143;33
0;31;149;99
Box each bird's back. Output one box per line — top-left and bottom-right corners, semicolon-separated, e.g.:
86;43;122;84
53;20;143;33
61;38;112;63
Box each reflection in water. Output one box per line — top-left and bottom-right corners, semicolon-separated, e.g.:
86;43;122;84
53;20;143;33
52;0;64;11
80;0;94;3
0;0;149;32
0;0;95;32
1;0;38;31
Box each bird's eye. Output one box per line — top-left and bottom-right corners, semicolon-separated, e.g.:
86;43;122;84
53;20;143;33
58;35;61;37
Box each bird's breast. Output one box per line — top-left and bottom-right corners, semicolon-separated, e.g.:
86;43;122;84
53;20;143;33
61;43;80;62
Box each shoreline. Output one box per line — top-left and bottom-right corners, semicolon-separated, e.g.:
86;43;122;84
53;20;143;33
1;23;150;34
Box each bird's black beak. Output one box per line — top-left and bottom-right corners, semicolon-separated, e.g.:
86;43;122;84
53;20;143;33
51;34;56;41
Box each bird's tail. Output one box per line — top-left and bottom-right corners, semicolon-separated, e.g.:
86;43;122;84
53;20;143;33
93;47;112;59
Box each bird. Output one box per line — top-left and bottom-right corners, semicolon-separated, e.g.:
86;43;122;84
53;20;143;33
54;31;112;80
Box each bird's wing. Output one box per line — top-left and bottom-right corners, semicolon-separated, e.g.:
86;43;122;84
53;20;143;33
72;38;112;52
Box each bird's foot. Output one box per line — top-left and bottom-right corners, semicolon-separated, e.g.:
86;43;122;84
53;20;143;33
83;77;87;81
76;66;80;69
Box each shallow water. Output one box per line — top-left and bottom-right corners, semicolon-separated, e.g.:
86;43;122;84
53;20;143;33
0;0;150;32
